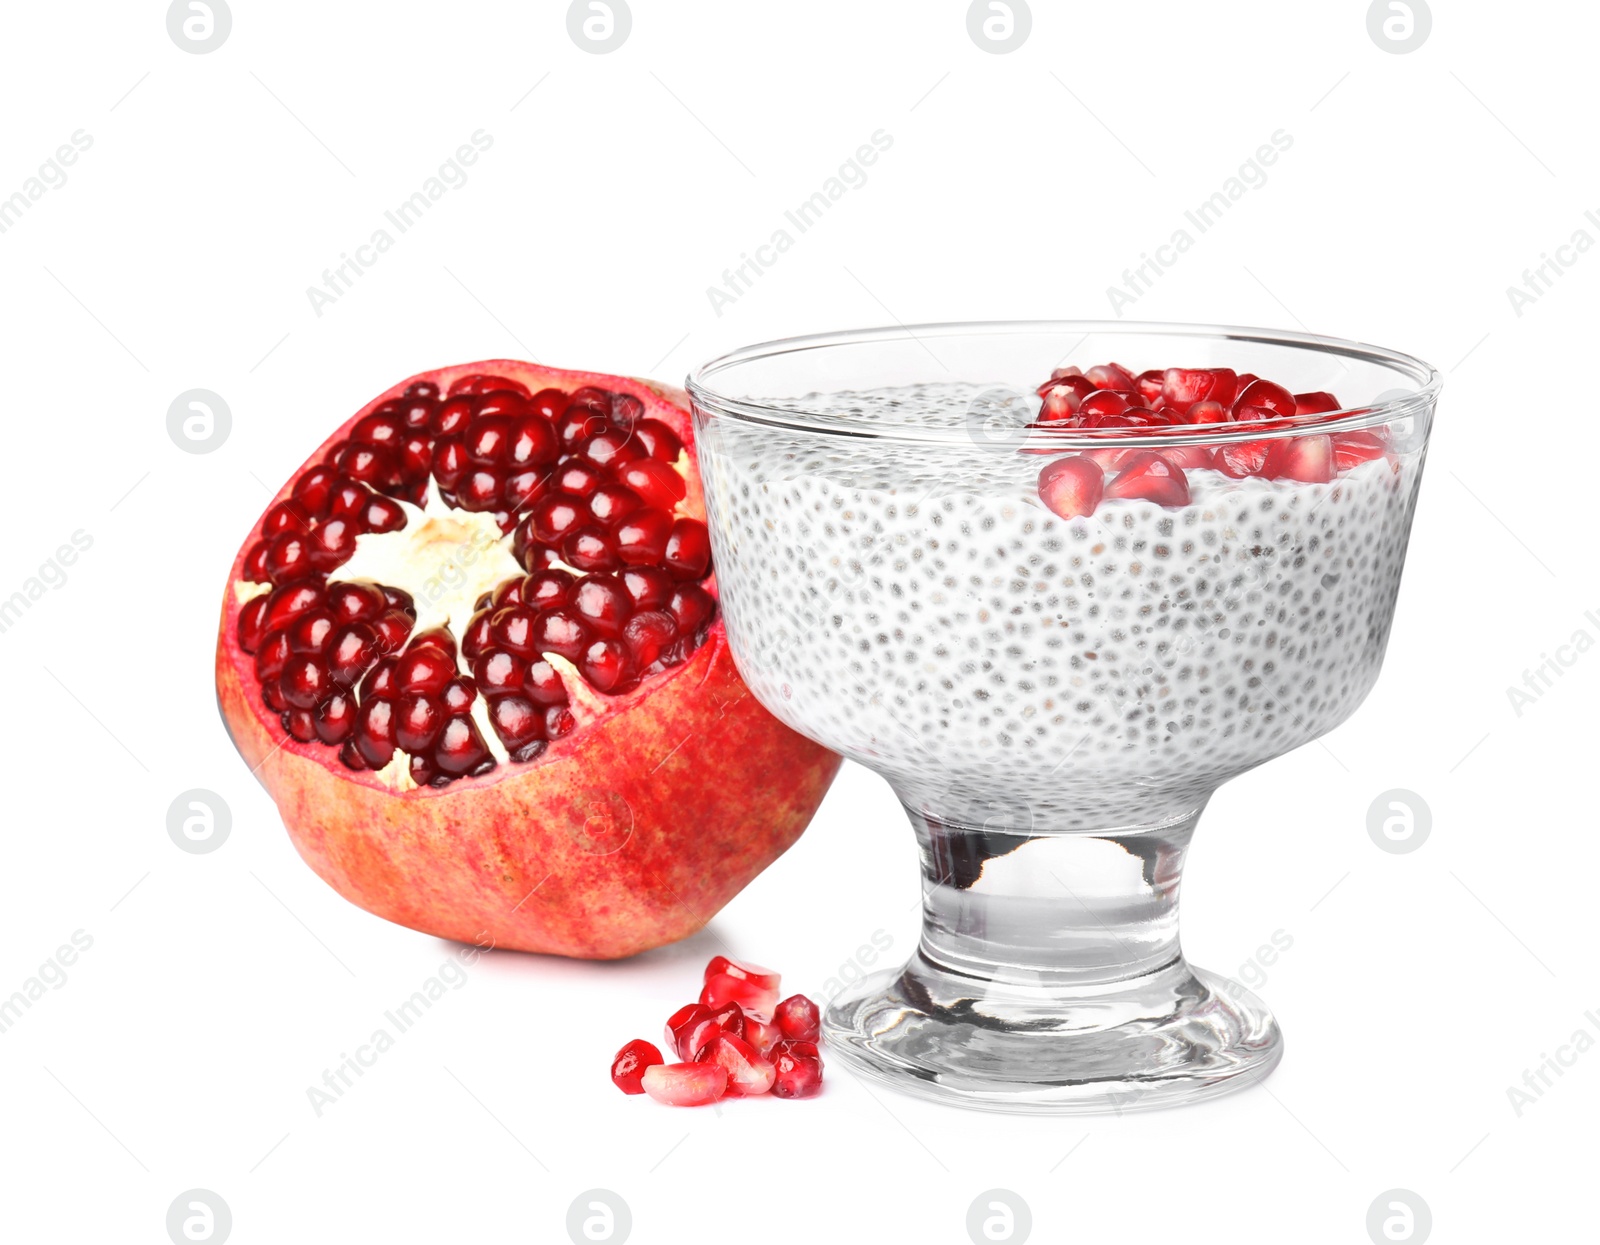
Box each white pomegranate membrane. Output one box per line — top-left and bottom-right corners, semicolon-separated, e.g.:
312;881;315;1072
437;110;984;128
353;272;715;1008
697;365;1424;827
232;375;717;789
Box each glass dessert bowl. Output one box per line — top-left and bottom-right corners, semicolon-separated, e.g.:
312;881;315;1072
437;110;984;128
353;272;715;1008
687;322;1438;1114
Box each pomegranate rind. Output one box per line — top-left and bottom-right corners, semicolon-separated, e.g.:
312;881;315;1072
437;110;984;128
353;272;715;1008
216;360;841;959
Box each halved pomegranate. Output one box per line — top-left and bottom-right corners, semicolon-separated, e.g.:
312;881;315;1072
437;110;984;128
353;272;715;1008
216;361;841;958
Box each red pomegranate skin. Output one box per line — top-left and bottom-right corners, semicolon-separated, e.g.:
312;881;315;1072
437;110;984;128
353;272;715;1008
215;361;841;959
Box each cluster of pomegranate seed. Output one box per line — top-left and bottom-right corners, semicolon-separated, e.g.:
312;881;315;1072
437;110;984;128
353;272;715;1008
233;373;717;785
1031;363;1390;517
611;957;824;1106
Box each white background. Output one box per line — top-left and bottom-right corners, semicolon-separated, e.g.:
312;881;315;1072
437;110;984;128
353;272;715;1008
1;1;1593;1241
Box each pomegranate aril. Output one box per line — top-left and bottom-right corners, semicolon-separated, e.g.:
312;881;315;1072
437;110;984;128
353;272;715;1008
441;677;476;715
545;705;576;739
489;606;539;658
474;649;526;695
1078;389;1130;419
1333;430;1388;469
457;470;502;511
704;956;781;992
558;406;610;450
641;1061;727;1107
474;390;528;421
663;519;711;581
488;695;543;748
382;586;415;613
1105;452;1191;507
283;707;318;742
623;610;677;668
1218;439;1274;478
328;620;380;688
1264;434;1334;483
615;508;672;565
262;500;312;538
360;657;397;701
563;527;622;573
242;541;270;582
335;443;395;487
395;644;455;694
433;715;494;777
502;470;548;514
528;387;569;421
328;581;386;622
773;994;821;1043
523;659;569;706
352;410;403;447
292;465;338;514
280;655;329;710
1086;362;1137;393
364;496;405;532
702;1000;747;1042
524;570;574;609
1134;369;1165;405
531;494;590;544
452;374;530;399
573;574;632;636
1232;403;1281;425
409;626;456;658
308;518;360;570
535;609;589;662
507;414;558;466
1188;399;1230;424
432;437;469;491
743;1017;781;1056
1037;456;1103;520
287;609;335;654
579;429;642;470
611;1039;664;1095
769;1040;824;1099
702;971;779;1016
395;693;444;752
237;596;269;654
665;1003;715;1060
701;1032;776;1096
266;533;314;583
1233;378;1296;418
398;391;437;430
567;385;612;414
634;418;683;461
618;459;687;512
373;610;413;654
588;483;643;526
314;691;356;744
1295;390;1342;415
464;415;511;463
610;392;644;428
581;638;632;693
555;461;605;497
668;585;715;635
622;566;673;609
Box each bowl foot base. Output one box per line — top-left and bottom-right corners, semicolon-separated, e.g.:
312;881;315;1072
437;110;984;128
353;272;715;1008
823;953;1282;1115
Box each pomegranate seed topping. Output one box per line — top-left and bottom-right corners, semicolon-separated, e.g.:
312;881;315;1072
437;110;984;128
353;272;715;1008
1077;389;1129;419
579;429;642;469
588;483;642;526
665;1003;716;1060
1217;440;1274;478
1333;430;1388;469
1187;399;1230;424
773;994;821;1043
1037;384;1081;423
702;972;779;1016
1233;378;1296;419
1085;362;1137;393
1133;369;1165;405
641;1061;728;1107
1294;390;1342;415
1104;452;1191;507
611;1039;664;1095
769;1040;824;1099
702;1032;776;1096
1158;444;1216;471
1037;456;1103;519
563;526;622;573
1264;434;1334;483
